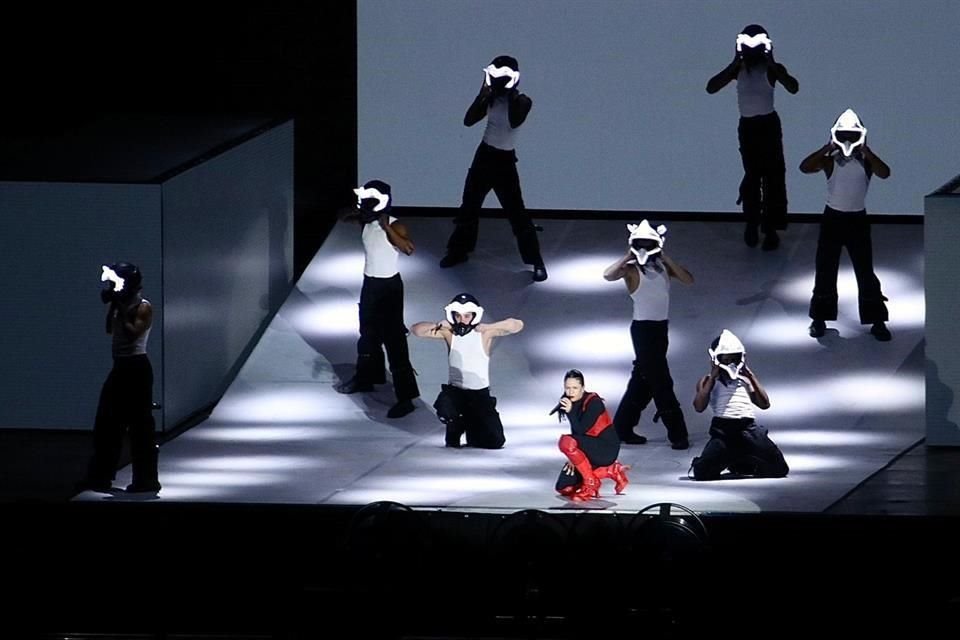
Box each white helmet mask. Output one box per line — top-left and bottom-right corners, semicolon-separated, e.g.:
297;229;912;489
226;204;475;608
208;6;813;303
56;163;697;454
708;329;747;380
352;186;390;213
831;109;867;158
101;265;126;293
627;220;667;265
444;294;484;336
736;31;772;55
483;64;520;89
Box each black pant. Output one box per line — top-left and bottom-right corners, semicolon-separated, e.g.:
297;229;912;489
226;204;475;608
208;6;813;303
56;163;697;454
738;111;787;232
356;274;419;401
446;142;544;266
691;417;789;480
433;384;505;449
613;320;688;444
86;355;158;487
809;207;888;324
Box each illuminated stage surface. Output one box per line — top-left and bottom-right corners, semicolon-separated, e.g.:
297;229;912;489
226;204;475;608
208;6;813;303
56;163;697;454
79;217;924;513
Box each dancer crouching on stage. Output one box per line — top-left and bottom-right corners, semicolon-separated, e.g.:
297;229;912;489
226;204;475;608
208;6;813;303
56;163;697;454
553;369;630;502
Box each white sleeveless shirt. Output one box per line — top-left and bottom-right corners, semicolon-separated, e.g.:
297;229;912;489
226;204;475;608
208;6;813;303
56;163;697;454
481;95;518;151
736;65;775;118
362;216;399;278
630;264;670;321
449;330;490;390
710;377;756;419
826;155;870;212
112;298;151;357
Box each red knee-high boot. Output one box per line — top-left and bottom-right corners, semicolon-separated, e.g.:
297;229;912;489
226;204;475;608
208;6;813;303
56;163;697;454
594;461;631;494
558;435;600;501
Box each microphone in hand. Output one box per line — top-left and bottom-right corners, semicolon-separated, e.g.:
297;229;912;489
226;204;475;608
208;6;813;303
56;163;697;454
549;396;568;421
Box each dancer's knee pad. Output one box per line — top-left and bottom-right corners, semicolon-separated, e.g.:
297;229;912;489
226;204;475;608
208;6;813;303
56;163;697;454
434;395;460;423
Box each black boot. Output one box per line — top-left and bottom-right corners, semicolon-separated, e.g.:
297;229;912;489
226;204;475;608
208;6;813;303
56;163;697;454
657;408;689;450
338;376;374;394
809;320;826;338
744;223;759;247
439;253;468;268
387;399;416;419
761;230;780;251
127;444;161;493
444;419;465;448
870;321;892;342
618;429;648;445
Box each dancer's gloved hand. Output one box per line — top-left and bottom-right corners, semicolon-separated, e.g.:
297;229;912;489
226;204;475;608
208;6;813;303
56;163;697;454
478;77;494;100
731;47;744;69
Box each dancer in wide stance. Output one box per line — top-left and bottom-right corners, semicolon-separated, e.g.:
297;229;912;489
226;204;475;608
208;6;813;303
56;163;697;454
604;221;694;449
800;109;892;341
439;55;547;282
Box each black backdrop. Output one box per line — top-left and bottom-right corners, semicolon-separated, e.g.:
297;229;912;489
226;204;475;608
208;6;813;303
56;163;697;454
0;2;357;278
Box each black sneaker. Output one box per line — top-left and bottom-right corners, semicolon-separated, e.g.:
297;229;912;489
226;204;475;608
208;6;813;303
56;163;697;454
445;422;464;447
620;433;648;445
871;322;892;342
387;399;415;419
338;377;374;394
126;482;161;493
809;320;826;338
532;264;548;282
744;224;760;247
670;438;690;451
439;253;468;268
761;230;780;251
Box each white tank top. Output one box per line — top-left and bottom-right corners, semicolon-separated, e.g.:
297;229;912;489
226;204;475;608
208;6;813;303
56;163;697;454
826;155;870;212
736;65;775;118
449;330;490;390
362;216;399;278
630;264;670;321
112;298;151;357
481;96;517;151
710;377;756;419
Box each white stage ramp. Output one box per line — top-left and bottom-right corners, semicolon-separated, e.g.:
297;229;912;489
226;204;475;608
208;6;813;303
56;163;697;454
82;216;924;513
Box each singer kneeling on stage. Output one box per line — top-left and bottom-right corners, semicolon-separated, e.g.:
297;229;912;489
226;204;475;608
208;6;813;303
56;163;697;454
553;369;630;502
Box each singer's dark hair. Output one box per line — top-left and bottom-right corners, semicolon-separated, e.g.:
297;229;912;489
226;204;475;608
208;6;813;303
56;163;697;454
564;369;584;385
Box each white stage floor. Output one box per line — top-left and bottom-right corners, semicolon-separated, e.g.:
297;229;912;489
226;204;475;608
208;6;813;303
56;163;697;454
79;216;924;513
